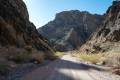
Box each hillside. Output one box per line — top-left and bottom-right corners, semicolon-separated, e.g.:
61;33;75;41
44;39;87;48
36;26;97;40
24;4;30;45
80;1;120;54
38;10;105;51
0;0;55;65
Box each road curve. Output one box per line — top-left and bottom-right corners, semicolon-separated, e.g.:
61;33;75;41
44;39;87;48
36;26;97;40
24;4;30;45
21;55;120;80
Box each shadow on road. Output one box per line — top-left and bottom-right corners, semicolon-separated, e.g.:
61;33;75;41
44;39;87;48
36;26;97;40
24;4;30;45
54;58;104;71
21;56;105;80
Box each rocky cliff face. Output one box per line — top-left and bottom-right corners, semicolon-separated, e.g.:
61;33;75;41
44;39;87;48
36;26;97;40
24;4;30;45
80;1;120;53
38;10;105;51
0;0;54;61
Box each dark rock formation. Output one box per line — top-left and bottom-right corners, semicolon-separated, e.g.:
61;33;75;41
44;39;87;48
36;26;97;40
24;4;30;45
0;0;54;60
38;10;105;51
80;1;120;53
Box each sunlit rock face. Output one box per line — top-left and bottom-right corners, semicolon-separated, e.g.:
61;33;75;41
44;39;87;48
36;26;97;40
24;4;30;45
38;10;105;51
0;0;54;59
80;1;120;53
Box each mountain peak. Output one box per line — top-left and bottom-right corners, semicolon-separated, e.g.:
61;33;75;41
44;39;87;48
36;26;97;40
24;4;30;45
38;10;105;51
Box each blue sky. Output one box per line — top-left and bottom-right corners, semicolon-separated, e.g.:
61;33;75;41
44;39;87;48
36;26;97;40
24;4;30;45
23;0;113;28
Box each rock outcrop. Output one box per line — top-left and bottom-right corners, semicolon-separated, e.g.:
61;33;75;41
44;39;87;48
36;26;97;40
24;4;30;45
80;1;120;53
0;0;54;61
38;10;105;51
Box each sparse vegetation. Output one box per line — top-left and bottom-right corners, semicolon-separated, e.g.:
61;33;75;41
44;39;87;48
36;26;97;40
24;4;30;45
6;47;45;63
72;53;104;64
72;51;120;75
72;51;120;66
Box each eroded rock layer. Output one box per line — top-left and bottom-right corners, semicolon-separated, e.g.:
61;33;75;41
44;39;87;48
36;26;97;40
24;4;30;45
80;1;120;53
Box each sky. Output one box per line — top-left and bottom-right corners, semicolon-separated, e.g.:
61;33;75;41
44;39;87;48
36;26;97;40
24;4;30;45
23;0;113;28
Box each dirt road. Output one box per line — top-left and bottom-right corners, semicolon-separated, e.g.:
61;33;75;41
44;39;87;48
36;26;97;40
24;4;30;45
21;55;120;80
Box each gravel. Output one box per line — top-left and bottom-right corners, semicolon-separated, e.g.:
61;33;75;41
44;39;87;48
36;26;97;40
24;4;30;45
88;69;120;80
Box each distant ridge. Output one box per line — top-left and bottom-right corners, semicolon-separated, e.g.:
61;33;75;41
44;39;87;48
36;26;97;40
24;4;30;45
38;10;105;51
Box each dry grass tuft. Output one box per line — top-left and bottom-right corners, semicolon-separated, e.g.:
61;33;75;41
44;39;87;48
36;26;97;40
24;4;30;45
55;52;65;58
72;53;103;64
72;51;120;66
